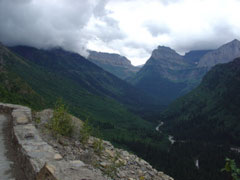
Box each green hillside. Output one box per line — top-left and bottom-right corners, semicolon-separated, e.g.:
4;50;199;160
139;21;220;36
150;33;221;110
0;44;166;148
161;57;240;145
0;44;45;109
10;46;156;112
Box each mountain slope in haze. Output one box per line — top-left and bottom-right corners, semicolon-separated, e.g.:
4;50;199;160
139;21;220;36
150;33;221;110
198;39;240;68
130;46;203;104
183;49;213;65
161;57;240;145
130;39;240;105
88;50;140;79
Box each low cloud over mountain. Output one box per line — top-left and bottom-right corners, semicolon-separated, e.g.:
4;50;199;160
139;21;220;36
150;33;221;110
1;0;240;65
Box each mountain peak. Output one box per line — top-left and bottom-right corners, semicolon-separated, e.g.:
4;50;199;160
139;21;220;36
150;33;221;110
231;39;240;43
223;39;240;47
157;45;172;51
151;45;181;60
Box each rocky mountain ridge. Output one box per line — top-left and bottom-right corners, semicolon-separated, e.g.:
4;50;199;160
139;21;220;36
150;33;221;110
88;50;140;79
198;39;240;68
88;51;133;67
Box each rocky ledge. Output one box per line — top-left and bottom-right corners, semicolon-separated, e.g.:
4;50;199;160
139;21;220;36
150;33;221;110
0;103;173;180
35;109;173;180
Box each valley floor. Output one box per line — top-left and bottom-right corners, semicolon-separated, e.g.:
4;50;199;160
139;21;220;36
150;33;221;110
156;122;175;144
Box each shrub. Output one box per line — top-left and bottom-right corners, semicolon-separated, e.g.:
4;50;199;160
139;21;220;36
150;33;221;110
79;119;92;145
222;158;240;180
103;152;124;178
49;99;73;137
93;138;104;155
93;147;124;178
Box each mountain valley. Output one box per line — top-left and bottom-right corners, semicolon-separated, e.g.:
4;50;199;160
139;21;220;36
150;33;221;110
1;40;240;180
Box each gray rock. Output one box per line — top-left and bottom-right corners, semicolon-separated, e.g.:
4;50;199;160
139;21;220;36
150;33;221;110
198;39;240;68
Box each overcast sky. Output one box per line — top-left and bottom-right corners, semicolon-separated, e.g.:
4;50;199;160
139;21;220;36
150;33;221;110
1;0;240;65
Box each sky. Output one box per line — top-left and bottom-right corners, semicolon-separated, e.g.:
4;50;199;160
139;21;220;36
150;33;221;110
0;0;240;65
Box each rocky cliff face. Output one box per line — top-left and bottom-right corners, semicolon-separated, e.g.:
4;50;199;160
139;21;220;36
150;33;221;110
88;51;133;67
88;51;140;79
143;46;191;81
149;46;188;70
198;39;240;68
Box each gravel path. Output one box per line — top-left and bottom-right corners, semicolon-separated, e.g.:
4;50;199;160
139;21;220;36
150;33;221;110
0;114;27;180
0;114;15;179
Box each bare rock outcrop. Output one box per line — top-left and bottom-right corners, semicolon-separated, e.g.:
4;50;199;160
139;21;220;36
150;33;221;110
198;39;240;68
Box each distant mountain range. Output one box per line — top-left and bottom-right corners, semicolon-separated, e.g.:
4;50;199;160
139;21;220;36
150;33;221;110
129;39;240;104
161;57;240;145
88;50;140;79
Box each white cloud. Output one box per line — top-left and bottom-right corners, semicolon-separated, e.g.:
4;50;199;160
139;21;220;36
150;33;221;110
1;0;240;65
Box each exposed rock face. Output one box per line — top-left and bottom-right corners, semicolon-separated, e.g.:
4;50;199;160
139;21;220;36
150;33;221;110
198;39;240;68
88;51;140;79
88;51;133;67
150;46;187;68
144;46;190;80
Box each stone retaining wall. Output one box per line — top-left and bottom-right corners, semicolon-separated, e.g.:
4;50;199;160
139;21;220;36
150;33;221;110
0;103;107;180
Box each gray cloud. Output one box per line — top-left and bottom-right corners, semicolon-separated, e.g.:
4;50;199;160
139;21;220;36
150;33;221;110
1;0;240;65
93;16;126;42
124;41;153;54
0;0;114;57
173;21;240;54
144;21;170;37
